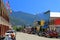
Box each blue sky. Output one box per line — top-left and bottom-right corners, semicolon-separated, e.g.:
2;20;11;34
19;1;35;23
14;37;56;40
4;0;60;14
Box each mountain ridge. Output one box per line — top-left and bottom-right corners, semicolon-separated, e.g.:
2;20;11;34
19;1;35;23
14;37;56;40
9;11;50;26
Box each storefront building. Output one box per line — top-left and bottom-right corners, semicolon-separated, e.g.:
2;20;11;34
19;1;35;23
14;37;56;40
49;12;60;32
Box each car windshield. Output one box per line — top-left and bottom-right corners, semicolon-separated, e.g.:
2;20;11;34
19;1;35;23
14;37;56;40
6;30;15;33
7;31;13;33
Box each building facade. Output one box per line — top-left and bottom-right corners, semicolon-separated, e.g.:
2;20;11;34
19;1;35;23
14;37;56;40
0;0;11;38
49;12;60;32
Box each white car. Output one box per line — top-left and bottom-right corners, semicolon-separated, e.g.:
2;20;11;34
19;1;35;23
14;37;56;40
5;30;16;39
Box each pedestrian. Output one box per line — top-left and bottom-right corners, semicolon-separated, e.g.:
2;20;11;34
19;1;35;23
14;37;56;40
11;33;16;40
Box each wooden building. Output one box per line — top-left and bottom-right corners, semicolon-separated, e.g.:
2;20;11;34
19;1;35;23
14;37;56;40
0;0;12;38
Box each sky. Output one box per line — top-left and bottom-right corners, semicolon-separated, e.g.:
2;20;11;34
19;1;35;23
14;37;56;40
4;0;60;14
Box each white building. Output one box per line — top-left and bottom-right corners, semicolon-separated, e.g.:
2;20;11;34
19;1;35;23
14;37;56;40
49;12;60;34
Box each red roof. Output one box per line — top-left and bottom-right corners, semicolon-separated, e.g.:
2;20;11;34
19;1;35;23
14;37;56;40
54;18;60;25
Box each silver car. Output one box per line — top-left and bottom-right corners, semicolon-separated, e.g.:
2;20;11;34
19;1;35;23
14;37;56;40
5;30;16;40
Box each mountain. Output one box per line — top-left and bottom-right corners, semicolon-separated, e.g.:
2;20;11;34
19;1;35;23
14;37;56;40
9;11;50;26
9;11;35;26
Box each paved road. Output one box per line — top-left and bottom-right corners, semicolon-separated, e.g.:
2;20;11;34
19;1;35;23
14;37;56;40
16;32;60;40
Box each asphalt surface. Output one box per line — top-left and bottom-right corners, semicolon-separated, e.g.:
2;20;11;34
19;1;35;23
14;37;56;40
16;32;60;40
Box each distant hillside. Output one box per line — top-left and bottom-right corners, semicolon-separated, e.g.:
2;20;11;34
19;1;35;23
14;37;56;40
9;11;35;26
9;11;50;26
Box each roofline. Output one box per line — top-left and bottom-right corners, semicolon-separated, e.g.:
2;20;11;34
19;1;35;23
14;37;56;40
50;12;60;17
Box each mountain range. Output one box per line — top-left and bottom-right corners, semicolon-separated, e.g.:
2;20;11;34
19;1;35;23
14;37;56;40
9;11;50;26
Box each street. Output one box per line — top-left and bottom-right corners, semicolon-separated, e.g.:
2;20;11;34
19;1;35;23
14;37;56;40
16;32;60;40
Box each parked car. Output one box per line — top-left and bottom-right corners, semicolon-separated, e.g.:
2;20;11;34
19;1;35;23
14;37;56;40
45;31;58;38
5;30;16;40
